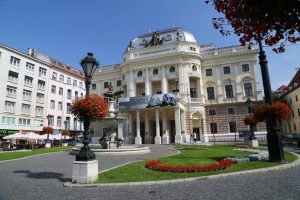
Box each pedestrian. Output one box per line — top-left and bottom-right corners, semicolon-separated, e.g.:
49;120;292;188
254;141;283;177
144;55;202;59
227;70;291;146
193;133;197;143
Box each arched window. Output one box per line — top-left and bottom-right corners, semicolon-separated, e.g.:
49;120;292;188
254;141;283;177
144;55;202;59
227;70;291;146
153;68;158;75
192;65;197;71
137;71;142;77
169;66;175;73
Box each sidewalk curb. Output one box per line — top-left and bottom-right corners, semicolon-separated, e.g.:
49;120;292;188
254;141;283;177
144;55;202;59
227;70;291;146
64;152;300;187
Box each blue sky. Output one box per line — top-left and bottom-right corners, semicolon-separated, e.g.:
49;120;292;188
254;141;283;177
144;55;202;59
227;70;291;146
0;0;299;90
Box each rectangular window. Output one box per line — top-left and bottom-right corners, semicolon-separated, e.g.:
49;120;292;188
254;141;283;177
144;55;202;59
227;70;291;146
21;104;31;115
50;100;55;109
104;82;110;88
52;72;57;80
79;82;83;88
67;103;71;114
242;64;249;72
92;84;96;90
117;80;122;87
190;88;197;98
26;62;35;72
298;108;300;116
23;90;32;101
228;107;235;114
157;91;162;94
49;116;54;126
208;109;216;116
67;89;72;100
51;85;56;94
36;93;44;103
8;70;18;83
57;116;62;127
229;121;236;133
24;76;33;87
244;83;253;97
18;118;31;126
58;102;63;110
225;85;233;98
1;116;16;125
39;67;47;77
38;80;45;90
223;66;230;74
206;69;212;76
35;106;43;116
59;87;63;95
207;87;215;100
4;101;15;112
6;86;17;98
10;56;20;67
59;75;64;83
210;123;217;134
296;95;298;102
67;77;71;85
73;80;77;86
75;91;78;98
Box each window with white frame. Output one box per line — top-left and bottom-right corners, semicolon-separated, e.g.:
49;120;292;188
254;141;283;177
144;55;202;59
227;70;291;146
48;116;54;126
35;106;43;116
75;91;78;98
50;100;55;109
5;101;15;112
36;93;44;103
153;68;158;75
67;77;71;85
73;80;77;86
52;72;57;80
59;75;64;83
225;85;233;98
18;118;31;126
242;64;249;72
244;83;253;97
207;87;215;100
59;87;63;95
192;65;197;71
39;67;47;77
92;84;96;90
38;80;45;90
137;71;143;77
23;90;32;101
26;62;35;72
67;103;71;113
117;80;122;86
67;89;72;99
6;86;17;98
58;102;63;110
79;82;83;88
57;116;62;127
1;116;16;125
21;104;31;114
223;66;231;74
10;56;20;67
206;68;212;76
24;76;33;87
8;71;18;83
228;107;235;114
51;85;56;94
32;119;43;127
170;66;175;73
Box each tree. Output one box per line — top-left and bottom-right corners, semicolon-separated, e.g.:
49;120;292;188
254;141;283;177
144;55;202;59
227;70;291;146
205;0;300;52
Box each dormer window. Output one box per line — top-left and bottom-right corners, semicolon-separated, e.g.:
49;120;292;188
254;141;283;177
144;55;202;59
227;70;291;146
169;66;175;73
153;68;158;75
192;65;197;71
137;71;142;77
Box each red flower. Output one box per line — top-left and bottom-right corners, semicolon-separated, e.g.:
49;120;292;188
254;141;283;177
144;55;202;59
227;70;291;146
42;126;54;134
71;94;108;121
145;159;236;173
253;102;291;123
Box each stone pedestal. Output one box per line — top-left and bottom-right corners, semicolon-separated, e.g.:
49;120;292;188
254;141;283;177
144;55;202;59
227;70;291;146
62;143;68;147
162;135;169;144
135;136;142;144
45;143;51;148
175;135;182;144
72;160;98;184
246;139;259;147
155;136;161;144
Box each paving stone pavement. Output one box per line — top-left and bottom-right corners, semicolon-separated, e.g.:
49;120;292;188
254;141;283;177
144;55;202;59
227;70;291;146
0;145;299;200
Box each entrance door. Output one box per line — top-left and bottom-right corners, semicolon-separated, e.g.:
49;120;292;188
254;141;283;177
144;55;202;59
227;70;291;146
193;128;200;141
151;121;162;137
170;120;175;143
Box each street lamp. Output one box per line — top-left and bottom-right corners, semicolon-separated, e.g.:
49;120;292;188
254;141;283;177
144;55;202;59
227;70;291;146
258;41;284;161
46;114;53;142
75;53;99;161
246;98;256;140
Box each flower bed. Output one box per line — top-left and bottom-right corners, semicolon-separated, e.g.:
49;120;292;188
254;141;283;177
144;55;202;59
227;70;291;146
145;159;236;172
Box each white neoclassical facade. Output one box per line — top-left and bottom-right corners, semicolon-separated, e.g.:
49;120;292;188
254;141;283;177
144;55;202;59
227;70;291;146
91;27;265;144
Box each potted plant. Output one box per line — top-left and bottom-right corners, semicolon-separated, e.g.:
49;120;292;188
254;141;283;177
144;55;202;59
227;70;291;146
42;126;54;148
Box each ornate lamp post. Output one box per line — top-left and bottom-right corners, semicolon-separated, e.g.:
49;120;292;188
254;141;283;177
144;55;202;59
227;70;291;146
246;98;256;140
64;120;68;131
76;53;99;161
258;41;284;161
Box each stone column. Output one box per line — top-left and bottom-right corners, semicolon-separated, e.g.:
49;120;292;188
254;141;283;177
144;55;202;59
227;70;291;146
161;66;168;94
128;70;134;97
216;67;223;103
175;107;182;143
128;113;133;144
162;111;169;144
181;110;187;143
234;65;243;101
135;110;142;144
145;68;151;95
154;109;161;144
118;122;123;139
144;112;151;144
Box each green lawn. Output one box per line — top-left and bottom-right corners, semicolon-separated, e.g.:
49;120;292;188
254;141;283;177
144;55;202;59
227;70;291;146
0;146;73;161
97;145;297;183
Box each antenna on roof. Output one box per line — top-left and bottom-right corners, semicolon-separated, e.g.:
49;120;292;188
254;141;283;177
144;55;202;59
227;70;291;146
148;25;151;33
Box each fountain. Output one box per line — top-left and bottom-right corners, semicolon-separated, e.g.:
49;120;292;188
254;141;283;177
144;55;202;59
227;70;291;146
71;84;150;154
